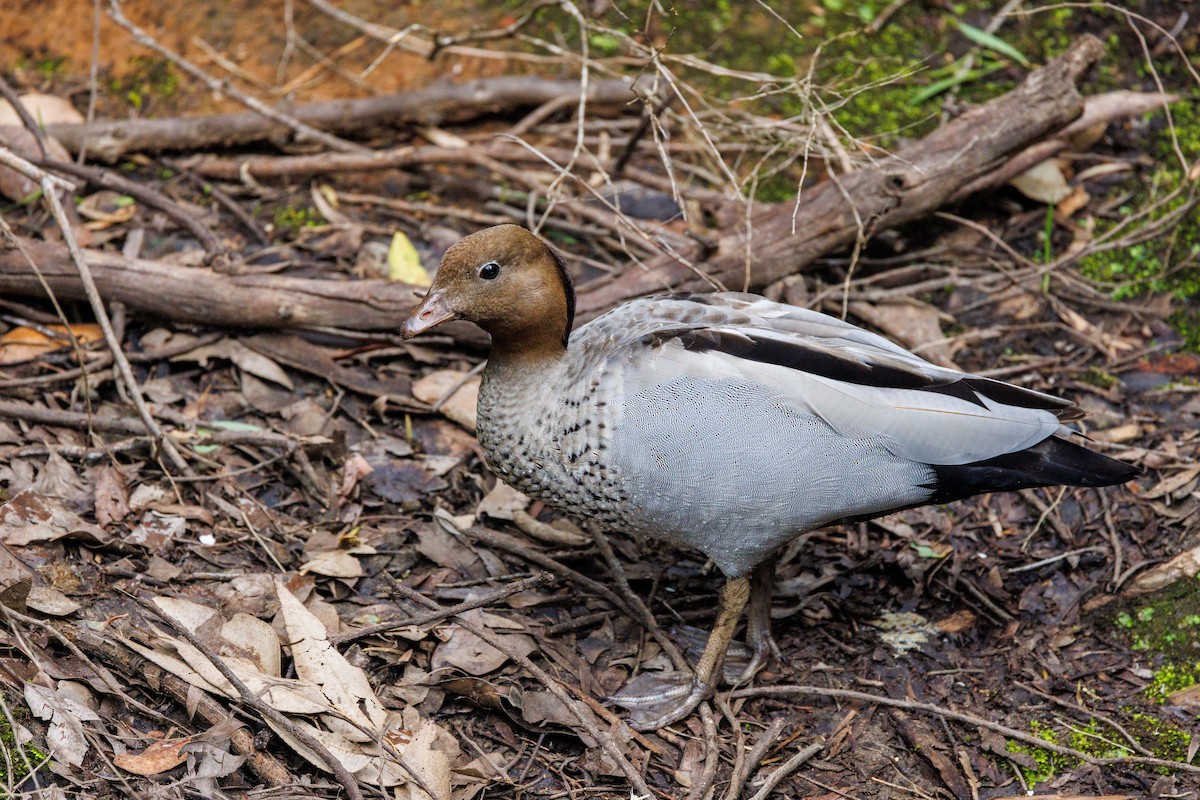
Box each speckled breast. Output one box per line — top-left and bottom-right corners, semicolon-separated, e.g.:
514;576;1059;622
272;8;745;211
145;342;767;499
476;360;628;528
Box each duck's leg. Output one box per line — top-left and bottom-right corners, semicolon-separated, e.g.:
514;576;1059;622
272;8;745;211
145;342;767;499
737;557;777;683
634;575;750;731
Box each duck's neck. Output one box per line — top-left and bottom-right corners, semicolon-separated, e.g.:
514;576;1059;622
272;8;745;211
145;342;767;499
480;340;568;388
486;338;569;372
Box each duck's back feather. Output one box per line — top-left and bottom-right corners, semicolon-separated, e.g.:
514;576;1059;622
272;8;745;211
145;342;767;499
556;292;1137;575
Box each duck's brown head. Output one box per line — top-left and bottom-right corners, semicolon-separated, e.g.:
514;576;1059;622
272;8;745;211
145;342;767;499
402;225;576;358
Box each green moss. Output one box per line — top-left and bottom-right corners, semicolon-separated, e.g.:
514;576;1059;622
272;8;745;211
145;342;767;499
1145;662;1200;704
271;206;320;238
1079;366;1119;389
1124;713;1192;763
1065;719;1133;760
1110;578;1200;705
1006;722;1070;785
1006;712;1191;786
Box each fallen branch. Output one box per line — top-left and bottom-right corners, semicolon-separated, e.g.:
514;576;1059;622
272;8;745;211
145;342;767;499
1;37;1110;335
574;35;1107;321
0;237;421;330
44;76;639;160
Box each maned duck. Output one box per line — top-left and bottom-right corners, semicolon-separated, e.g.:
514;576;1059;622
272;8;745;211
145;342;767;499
402;224;1140;730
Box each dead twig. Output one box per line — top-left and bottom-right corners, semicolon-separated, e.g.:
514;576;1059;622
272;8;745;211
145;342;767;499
746;739;825;800
687;704;721;800
722;715;788;800
45;74;636;160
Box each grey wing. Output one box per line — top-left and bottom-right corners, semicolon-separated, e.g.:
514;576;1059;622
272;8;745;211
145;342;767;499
592;292;1076;467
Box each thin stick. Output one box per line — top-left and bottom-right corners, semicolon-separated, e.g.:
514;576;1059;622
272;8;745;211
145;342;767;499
747;739;825;800
590;528;689;671
723;716;787;800
687;704;721;800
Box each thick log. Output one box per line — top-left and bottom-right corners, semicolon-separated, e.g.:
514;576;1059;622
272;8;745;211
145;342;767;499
44;76;639;161
0;239;420;330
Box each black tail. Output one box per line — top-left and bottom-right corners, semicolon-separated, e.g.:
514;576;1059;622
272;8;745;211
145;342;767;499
926;435;1141;505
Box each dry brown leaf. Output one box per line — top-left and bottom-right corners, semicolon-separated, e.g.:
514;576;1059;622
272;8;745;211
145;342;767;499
412;370;480;431
393;709;455;800
93;465;131;528
1169;684;1200;713
0;122;72;202
299;549;367;579
1009;159;1072;204
1140;465;1200;501
431;610;536;676
1091;423;1142;444
276;580;390;737
518;690;577;728
337;453;374;503
77;190;136;228
476;481;529;521
934;608;977;634
113;738;189;776
220;613;282;676
25;682;99;768
1055;184;1091;218
25;585;81;616
173;339;294;389
0;92;84;126
1126;541;1200;596
0;490;110;546
0;323;104;366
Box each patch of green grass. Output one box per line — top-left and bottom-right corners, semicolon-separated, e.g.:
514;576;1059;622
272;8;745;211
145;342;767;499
271;206;320;238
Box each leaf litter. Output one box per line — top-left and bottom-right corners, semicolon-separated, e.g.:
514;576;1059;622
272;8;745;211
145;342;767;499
0;4;1197;798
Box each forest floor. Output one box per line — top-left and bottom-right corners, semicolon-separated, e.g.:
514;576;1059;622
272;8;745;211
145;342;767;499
0;2;1197;799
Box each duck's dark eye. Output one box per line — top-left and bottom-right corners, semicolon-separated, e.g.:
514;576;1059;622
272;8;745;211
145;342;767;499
478;261;500;280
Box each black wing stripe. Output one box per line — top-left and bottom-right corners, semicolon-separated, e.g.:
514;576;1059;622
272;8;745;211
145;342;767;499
642;327;1077;416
